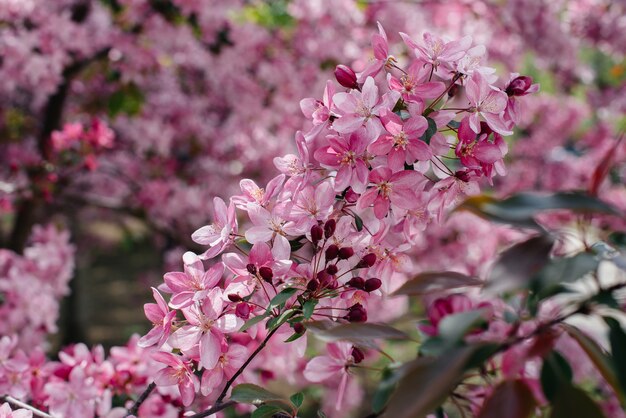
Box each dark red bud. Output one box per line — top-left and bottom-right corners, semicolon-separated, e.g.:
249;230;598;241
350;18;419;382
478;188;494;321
307;279;320;292
357;253;377;268
334;65;359;89
324;219;336;238
228;294;243;302
293;323;305;334
338;247;354;260
346;276;365;290
317;270;332;286
506;75;533;96
235;303;251;319
326;264;339;276
448;83;458;98
259;266;273;283
311;224;324;244
454;170;471;182
351;346;365;363
325;244;339;260
364;278;382;292
345;303;367;322
246;264;257;275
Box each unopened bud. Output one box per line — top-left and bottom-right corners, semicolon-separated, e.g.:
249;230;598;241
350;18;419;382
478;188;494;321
506;75;533;96
356;253;377;268
454;170;471;182
326;264;339;276
311;224;323;244
351;346;365;363
324;219;336;238
246;264;257;275
345;303;367;322
235;303;251;319
325;244;339;260
307;279;320;292
364;278;382;292
334;65;359;89
259;266;273;283
346;276;365;290
228;294;243;302
293;323;305;334
338;247;354;260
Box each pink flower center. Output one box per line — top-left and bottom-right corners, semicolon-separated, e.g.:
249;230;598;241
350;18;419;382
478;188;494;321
340;151;356;166
393;132;409;149
377;181;392;198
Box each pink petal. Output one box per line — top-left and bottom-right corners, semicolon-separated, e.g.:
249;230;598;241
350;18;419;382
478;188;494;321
200;330;223;370
303;357;343;382
333;114;365;134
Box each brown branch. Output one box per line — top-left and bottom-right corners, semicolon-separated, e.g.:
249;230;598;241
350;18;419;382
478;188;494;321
125;381;156;417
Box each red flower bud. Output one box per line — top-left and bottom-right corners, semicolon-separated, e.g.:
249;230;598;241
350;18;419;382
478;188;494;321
356;253;377;268
338;247;354;260
259;266;273;283
293;323;305;334
246;264;257;275
324;219;336;238
346;276;365;290
307;279;320;292
235;303;251;319
364;278;382;292
345;303;367;322
311;224;324;244
326;264;339;276
334;65;359;89
228;294;243;302
325;244;339;260
351;346;365;363
506;75;534;96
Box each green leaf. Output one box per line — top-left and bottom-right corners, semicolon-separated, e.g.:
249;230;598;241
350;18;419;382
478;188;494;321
392;271;483;296
532;252;599;299
108;83;144;118
354;213;364;232
540;351;573;402
562;324;624;403
604;317;626;396
458;192;620;228
289;237;306;252
385;344;492;418
306;321;410;347
477;379;536;418
550;385;606;418
372;366;402;413
251;405;285;418
284;331;305;343
267;288;297;312
290;392;304;408
240;313;269;332
487;235;554;295
419;117;438;144
438;309;488;345
302;299;318;319
230;384;285;405
266;309;295;330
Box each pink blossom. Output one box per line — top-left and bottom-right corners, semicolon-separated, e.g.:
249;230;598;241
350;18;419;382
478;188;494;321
45;367;99;417
232;174;285;209
191;198;238;260
358;22;393;81
300;81;335;140
465;72;511;135
402;32;472;71
370;110;432;172
303;342;355;411
138;287;177;348
152;352;199;407
0;403;32;418
387;60;446;103
455;116;504;169
163;252;224;309
200;343;247;396
420;294;475;336
356;167;427;219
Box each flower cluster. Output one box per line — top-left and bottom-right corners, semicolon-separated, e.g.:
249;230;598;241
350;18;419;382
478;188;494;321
140;24;535;409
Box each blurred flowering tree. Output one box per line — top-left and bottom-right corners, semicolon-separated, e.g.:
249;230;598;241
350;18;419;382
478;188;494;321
0;0;625;417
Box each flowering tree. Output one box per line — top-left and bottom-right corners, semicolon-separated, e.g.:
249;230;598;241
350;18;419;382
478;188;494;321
1;1;625;418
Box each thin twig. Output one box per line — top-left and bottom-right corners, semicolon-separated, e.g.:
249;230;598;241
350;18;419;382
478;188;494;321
1;396;53;418
186;400;237;418
125;381;156;417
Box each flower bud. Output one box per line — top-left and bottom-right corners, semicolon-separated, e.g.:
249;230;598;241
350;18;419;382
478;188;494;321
324;219;336;238
334;65;359;89
325;244;339;260
364;278;382;292
293;323;305;334
326;264;339;276
228;294;243;302
307;279;320;292
259;266;273;283
236;303;251;319
506;75;534;96
311;224;324;244
346;276;365;290
351;346;365;363
356;253;377;268
317;270;332;287
454;170;471;182
448;83;458;98
338;247;354;260
345;303;367;322
246;263;257;275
